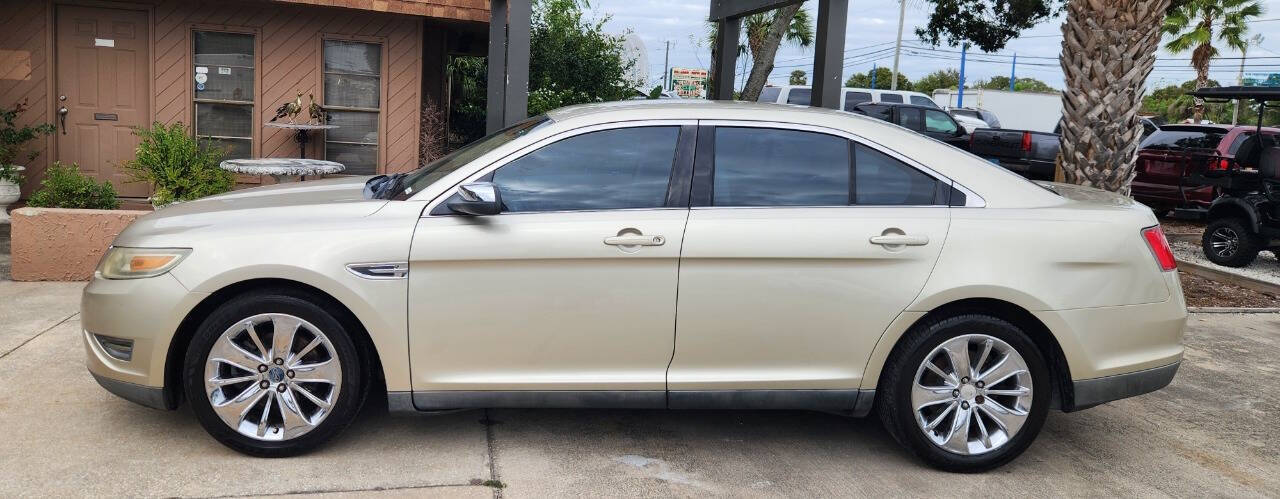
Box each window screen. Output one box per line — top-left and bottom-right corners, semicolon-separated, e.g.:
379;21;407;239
493;127;680;212
712;127;850;206
193;31;254;160
324;40;381;174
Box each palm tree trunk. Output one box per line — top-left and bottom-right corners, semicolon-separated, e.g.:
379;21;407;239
740;4;803;102
1056;0;1170;195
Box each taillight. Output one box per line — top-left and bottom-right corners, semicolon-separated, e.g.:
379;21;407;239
1021;131;1032;152
1141;226;1177;271
1211;158;1232;170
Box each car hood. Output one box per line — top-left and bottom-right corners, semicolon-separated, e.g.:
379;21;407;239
113;176;392;246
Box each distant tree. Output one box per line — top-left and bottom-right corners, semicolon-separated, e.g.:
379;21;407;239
1163;0;1265;121
528;0;635;115
845;67;912;90
789;70;807;85
709;6;813;101
913;69;961;95
979;76;1056;92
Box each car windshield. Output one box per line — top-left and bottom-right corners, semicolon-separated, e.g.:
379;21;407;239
394;115;551;200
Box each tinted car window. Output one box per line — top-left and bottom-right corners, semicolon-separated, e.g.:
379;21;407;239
786;88;812;105
880;93;903;103
859;104;893;122
493;127;679;212
897;108;924;131
925;110;959;134
758;87;781;103
844;91;873;111
910;95;938;108
713;127;850;206
855;145;939;205
1140;129;1228;151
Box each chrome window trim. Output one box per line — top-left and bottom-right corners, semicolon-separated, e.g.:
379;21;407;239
421;119;699;217
696;119;986;208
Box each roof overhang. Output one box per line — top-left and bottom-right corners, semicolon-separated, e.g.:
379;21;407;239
708;0;803;20
267;0;488;22
1188;86;1280;103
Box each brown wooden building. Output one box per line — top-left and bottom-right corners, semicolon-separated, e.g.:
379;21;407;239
1;0;489;198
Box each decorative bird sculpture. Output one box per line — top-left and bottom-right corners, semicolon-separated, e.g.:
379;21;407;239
307;94;325;124
270;93;304;123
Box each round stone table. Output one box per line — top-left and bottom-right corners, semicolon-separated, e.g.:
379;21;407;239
219;158;345;183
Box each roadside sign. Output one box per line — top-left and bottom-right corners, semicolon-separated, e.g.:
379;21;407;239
1242;73;1280;87
667;67;708;99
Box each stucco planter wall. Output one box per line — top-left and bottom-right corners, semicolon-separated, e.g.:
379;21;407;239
10;207;150;281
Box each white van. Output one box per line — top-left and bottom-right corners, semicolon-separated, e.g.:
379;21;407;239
758;85;941;111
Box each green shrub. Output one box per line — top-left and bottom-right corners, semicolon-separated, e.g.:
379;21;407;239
124;122;234;206
27;162;119;210
1;99;56;183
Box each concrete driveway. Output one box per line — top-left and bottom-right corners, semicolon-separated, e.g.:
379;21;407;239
1;279;1277;497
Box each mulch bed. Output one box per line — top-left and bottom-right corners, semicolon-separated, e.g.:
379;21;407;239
1180;271;1280;308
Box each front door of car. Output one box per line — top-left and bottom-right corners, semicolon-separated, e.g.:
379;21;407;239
667;124;951;395
407;124;695;406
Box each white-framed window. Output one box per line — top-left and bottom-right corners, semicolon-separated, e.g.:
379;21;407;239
323;39;381;175
193;30;255;160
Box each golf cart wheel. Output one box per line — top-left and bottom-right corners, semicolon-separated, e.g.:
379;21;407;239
1202;217;1261;267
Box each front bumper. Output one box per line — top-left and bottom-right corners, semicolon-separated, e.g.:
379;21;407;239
82;272;208;410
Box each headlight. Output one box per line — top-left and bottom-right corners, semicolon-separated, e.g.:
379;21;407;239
98;247;191;279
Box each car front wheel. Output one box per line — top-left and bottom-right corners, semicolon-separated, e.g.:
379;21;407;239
877;314;1051;472
183;289;364;457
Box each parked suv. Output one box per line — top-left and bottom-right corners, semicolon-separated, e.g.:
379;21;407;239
851;102;969;148
1132;124;1280;213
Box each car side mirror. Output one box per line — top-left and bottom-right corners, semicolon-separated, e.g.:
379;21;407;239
448;182;502;216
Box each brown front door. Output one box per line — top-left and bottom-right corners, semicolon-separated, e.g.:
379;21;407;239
55;6;149;197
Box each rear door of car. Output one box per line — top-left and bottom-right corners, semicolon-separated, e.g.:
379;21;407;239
667;122;952;398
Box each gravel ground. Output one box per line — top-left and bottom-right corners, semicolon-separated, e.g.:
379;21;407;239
1160;217;1206;236
1172;240;1280;286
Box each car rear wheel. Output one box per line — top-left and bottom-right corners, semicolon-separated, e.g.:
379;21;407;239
1202;217;1261;267
183;289;364;457
877;314;1050;472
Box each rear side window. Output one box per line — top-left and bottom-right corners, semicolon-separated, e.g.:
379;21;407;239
855;145;939;205
880;93;903;103
786;88;812;105
758;87;781;103
493;127;679;212
712;127;849;206
844;91;872;111
897;108;924;131
910;95;938;108
1141;129;1227;151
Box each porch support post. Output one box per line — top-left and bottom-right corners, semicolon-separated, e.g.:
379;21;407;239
486;0;508;133
811;0;848;109
504;0;531;126
712;17;740;100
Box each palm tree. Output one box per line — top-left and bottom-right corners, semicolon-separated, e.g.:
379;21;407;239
1056;0;1171;193
1163;0;1265;122
709;6;813;101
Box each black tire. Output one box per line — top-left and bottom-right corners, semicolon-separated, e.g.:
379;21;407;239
876;314;1051;472
183;288;365;457
1202;217;1261;268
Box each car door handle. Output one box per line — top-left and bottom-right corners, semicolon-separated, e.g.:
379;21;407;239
869;234;930;246
604;235;665;246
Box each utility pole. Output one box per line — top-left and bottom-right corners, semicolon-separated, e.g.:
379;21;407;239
662;40;671;91
872;62;877;89
957;43;968;108
1233;35;1262;124
891;0;906;90
1010;53;1017;91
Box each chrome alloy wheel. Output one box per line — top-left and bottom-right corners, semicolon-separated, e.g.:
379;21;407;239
911;334;1033;455
1209;226;1240;258
204;313;342;441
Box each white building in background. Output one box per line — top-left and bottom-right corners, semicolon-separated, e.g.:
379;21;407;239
618;32;650;90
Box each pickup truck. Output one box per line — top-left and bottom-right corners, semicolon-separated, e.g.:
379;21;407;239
852;102;1058;180
967;129;1059;181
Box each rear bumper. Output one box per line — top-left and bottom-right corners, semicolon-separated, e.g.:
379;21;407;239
1070;361;1180;410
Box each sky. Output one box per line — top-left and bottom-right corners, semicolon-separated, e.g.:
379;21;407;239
593;0;1280;93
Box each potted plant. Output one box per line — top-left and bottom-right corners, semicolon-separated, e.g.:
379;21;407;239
123;122;234;208
0;100;56;221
